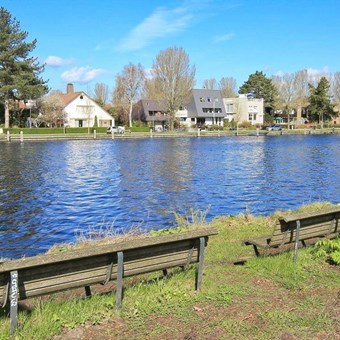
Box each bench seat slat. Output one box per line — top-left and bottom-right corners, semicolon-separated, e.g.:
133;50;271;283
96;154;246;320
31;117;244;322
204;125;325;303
281;207;340;223
0;228;217;273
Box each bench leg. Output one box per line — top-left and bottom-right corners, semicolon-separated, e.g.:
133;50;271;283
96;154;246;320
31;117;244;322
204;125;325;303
84;286;91;297
10;271;18;334
115;251;124;309
252;245;260;257
196;237;205;291
293;220;301;263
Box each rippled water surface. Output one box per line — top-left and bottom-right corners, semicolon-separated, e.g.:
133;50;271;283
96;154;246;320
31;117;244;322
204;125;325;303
1;135;339;258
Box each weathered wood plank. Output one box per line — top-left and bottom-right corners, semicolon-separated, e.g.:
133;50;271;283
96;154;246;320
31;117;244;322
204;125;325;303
1;228;217;305
16;248;201;299
280;207;340;223
0;228;216;272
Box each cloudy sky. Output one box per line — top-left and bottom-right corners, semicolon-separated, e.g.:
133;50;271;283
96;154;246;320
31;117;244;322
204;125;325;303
2;0;339;95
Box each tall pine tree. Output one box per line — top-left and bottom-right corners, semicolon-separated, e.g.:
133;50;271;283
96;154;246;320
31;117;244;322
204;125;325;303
307;77;337;126
0;7;48;128
239;71;278;113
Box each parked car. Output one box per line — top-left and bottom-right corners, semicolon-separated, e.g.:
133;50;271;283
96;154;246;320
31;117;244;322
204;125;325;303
107;126;125;134
266;124;282;131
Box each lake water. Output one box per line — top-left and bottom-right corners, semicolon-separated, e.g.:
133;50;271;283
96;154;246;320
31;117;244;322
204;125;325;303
1;134;339;259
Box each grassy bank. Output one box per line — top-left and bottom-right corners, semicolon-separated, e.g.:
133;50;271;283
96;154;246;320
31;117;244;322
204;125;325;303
1;127;340;142
0;202;339;339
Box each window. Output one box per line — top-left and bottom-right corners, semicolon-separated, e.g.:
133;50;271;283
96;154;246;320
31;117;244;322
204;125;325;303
76;105;94;115
226;104;234;113
207;97;211;102
199;97;205;102
80;95;83;99
248;114;253;121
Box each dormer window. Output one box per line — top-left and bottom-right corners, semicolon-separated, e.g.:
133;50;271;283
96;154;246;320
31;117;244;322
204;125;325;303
80;95;84;99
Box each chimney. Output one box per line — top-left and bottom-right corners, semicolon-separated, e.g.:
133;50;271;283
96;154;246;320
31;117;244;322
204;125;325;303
67;83;74;94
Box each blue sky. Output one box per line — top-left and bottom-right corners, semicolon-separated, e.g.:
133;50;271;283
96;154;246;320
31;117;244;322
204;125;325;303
2;0;340;95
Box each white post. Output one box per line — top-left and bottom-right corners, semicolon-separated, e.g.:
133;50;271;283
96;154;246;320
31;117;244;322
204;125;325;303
20;131;23;142
256;127;259;137
150;128;153;138
111;130;114;139
93;130;96;139
6;130;10;142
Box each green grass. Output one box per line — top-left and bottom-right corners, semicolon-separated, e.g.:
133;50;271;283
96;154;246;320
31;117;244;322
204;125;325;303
1;202;339;339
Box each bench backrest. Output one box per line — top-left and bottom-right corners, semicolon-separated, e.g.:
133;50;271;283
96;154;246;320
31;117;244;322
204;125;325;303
0;228;217;306
268;207;340;247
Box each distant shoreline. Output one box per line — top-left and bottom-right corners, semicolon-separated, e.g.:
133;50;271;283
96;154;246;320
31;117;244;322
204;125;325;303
1;128;339;142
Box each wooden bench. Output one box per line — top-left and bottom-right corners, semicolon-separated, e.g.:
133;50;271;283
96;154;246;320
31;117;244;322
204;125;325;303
0;227;217;333
243;206;340;260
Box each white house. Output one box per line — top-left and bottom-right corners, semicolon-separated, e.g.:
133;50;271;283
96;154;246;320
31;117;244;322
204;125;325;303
223;94;264;126
61;84;114;128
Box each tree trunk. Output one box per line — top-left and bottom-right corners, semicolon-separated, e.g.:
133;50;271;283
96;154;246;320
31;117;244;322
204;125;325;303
170;111;175;131
296;106;302;125
129;102;133;128
5;99;10;129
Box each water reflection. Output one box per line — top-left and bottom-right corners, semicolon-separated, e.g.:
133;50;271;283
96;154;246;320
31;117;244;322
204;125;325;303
0;135;339;259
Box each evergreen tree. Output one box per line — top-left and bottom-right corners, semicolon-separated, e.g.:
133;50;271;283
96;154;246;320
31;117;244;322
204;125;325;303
307;77;337;126
0;7;48;128
239;71;278;111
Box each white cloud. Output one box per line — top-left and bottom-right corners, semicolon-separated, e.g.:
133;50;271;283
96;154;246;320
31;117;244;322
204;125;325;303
45;56;75;67
212;33;235;43
307;66;329;77
116;6;193;51
61;66;108;83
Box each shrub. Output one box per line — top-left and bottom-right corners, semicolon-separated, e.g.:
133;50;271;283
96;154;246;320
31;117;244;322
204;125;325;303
310;238;340;265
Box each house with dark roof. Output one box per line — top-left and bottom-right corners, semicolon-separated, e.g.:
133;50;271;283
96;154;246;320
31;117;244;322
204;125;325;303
61;84;114;128
132;89;226;129
132;88;265;129
185;89;226;127
132;99;169;131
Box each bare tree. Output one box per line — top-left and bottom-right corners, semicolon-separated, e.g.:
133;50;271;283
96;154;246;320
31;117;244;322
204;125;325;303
331;72;340;103
151;46;195;131
93;83;109;107
202;78;217;90
292;70;310;123
37;90;64;127
219;77;237;97
112;63;145;128
272;73;296;126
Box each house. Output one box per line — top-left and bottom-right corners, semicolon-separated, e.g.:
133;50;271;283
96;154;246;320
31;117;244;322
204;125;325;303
223;94;264;126
132;99;169;131
185;89;226;127
132;89;264;129
61;84;113;128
